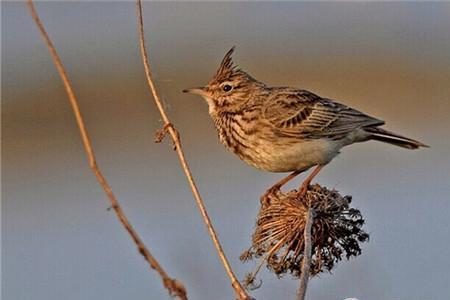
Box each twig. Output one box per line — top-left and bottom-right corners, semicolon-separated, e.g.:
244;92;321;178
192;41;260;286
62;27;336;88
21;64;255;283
297;207;314;300
25;1;188;299
135;1;251;299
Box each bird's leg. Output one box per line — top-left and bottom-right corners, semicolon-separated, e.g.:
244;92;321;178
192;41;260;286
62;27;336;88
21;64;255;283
263;170;302;199
297;165;323;198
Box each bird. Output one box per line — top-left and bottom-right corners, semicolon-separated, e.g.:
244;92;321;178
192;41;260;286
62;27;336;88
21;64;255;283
183;47;428;197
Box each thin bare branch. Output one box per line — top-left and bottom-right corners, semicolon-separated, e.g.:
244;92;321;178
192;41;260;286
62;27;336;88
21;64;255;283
135;1;251;299
297;207;314;300
25;1;187;299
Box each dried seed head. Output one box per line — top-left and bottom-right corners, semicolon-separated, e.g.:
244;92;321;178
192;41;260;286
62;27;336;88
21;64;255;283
241;184;369;285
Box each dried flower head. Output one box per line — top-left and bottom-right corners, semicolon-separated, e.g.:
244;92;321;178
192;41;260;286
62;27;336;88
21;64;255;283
241;184;368;287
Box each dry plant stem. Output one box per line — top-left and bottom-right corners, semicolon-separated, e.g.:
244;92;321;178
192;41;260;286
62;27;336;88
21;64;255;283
135;1;251;299
25;1;187;299
297;207;314;300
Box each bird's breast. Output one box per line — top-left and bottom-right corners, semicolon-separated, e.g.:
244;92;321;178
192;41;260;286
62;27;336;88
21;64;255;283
253;138;341;172
213;113;342;173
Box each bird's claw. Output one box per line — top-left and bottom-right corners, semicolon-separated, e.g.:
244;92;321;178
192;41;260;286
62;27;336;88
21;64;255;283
296;184;309;199
260;185;281;204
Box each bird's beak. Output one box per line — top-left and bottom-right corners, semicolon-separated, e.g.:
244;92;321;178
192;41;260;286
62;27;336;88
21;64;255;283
182;87;207;97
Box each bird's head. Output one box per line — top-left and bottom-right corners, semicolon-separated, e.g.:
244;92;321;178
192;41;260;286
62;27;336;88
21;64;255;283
183;47;263;114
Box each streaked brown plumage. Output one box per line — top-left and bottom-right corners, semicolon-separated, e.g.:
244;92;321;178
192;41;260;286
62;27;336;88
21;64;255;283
183;47;428;195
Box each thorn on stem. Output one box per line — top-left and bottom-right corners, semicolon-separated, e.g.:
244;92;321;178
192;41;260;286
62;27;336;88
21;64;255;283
106;203;119;212
163;278;188;300
154;122;179;150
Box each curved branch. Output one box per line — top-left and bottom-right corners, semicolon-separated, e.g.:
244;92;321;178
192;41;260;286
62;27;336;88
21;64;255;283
25;1;187;299
135;1;251;299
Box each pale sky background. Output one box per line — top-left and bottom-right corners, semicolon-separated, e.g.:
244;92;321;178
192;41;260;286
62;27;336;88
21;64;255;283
2;2;450;300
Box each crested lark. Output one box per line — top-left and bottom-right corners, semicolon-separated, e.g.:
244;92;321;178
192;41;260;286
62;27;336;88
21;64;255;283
183;47;428;196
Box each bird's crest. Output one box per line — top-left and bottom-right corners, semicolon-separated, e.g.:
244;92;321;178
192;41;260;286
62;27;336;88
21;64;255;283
214;46;238;81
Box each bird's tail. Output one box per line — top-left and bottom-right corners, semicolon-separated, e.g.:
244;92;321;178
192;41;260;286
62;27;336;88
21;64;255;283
365;127;429;149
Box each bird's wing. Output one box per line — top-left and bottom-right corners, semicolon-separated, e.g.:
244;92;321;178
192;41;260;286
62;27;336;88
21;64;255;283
262;89;384;140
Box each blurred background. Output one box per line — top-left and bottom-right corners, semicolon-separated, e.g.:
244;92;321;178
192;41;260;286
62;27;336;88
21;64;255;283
3;2;450;300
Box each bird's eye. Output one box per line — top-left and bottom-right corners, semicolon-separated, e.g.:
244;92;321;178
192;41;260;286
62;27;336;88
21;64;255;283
222;84;233;92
